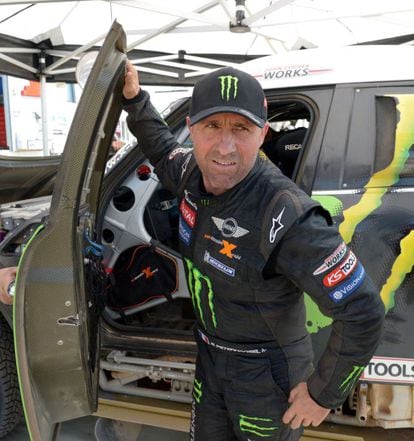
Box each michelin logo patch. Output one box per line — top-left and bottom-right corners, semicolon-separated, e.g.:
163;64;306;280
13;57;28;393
179;217;192;246
204;251;235;277
329;264;365;303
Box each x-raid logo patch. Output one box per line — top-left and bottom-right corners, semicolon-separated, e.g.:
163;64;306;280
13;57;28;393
219;75;239;101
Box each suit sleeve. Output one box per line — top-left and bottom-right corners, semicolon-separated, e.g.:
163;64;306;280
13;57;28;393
123;90;194;195
274;207;385;409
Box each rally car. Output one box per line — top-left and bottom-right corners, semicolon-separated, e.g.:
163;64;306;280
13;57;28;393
0;21;414;441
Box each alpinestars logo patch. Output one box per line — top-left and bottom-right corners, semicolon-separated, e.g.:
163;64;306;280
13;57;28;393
269;206;285;243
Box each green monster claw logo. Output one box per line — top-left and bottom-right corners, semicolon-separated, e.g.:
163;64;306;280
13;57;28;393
339;94;414;313
307;94;414;333
192;378;202;404
339;365;365;394
219;75;239;101
239;414;278;437
184;258;217;329
339;94;414;244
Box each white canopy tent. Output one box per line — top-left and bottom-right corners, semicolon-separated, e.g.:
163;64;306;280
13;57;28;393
0;0;413;82
0;0;413;154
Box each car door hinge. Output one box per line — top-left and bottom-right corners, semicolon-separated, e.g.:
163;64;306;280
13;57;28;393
57;314;80;326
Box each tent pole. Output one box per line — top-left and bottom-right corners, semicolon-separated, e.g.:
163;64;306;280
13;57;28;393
39;52;49;156
40;74;49;156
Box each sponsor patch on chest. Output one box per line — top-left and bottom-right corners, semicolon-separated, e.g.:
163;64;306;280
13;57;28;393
179;217;192;246
203;234;241;260
203;251;235;277
180;199;196;227
211;216;249;238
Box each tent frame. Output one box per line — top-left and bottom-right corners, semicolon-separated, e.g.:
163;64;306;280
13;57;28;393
0;0;413;154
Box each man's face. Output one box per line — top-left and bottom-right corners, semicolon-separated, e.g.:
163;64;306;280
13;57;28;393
187;113;268;196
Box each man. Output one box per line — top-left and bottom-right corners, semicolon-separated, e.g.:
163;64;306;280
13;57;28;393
122;62;384;440
0;266;16;305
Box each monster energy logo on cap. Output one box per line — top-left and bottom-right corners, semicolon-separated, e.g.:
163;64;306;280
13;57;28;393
219;75;239;101
188;66;267;128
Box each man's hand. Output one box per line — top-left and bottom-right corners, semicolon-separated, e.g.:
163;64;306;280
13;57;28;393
0;267;17;305
123;60;140;100
282;382;330;429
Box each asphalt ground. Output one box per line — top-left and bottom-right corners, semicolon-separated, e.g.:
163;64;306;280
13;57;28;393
1;417;189;441
3;418;413;441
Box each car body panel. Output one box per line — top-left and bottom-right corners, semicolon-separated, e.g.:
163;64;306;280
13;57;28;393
0;155;60;204
13;21;126;441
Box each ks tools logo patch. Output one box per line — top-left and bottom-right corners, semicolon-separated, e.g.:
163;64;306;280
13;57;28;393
323;251;358;288
219;75;239;100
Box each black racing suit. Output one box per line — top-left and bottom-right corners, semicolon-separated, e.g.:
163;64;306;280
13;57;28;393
123;91;385;441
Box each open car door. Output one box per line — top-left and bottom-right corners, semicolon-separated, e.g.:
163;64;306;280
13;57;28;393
13;21;127;441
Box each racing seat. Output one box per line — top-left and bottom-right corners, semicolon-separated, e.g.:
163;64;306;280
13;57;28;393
261;127;306;178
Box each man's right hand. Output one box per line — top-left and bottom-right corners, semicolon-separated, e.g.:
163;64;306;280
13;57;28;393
123;60;140;100
282;382;330;429
0;267;17;305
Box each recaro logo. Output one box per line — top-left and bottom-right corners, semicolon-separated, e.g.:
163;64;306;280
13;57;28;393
219;75;239;101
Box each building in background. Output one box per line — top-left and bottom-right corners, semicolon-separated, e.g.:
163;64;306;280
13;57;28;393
2;76;80;155
0;76;190;157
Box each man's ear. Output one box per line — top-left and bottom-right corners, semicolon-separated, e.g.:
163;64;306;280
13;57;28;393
261;122;270;141
186;116;191;129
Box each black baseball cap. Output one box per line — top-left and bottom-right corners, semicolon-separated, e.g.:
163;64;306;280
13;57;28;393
189;67;267;128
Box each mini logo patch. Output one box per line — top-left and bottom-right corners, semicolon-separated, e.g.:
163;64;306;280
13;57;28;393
204;251;235;277
269;206;285;244
212;216;249;238
329;264;365;303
